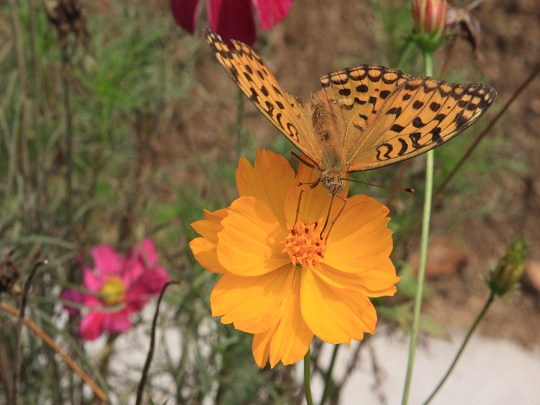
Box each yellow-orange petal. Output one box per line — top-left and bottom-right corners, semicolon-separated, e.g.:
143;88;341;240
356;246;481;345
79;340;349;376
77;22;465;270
316;262;400;297
325;195;393;272
252;269;313;367
301;267;377;344
189;237;227;274
236;149;294;227
190;208;229;274
217;196;290;276
358;258;400;296
211;266;293;334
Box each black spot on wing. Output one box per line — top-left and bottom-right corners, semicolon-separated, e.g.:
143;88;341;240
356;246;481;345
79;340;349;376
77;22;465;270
412;117;426;128
398;138;408;156
386;106;402;118
390;124;405;133
356;84;368;93
430;127;443;144
409;132;421;149
430;102;441;112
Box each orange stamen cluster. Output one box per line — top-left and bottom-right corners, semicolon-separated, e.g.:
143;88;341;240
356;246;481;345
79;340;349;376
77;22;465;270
282;220;327;269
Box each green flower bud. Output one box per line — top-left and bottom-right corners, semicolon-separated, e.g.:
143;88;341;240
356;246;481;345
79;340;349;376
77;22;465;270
411;0;448;53
486;236;528;297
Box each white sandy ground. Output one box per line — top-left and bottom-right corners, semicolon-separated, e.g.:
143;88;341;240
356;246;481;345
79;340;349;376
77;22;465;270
303;329;540;405
85;307;540;405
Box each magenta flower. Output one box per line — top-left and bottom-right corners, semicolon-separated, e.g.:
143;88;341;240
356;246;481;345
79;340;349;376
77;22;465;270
170;0;294;45
61;239;169;341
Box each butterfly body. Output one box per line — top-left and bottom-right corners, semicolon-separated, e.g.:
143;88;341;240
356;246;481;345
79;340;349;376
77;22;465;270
203;28;497;196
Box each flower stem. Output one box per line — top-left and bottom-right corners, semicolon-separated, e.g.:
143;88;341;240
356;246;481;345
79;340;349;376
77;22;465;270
236;87;245;160
401;49;434;405
319;344;340;405
423;293;495;404
304;348;314;405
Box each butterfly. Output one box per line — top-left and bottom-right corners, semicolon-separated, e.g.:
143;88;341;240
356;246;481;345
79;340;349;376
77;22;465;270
203;28;497;196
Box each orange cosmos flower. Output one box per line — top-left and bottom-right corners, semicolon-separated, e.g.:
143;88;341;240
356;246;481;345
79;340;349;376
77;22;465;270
190;149;400;368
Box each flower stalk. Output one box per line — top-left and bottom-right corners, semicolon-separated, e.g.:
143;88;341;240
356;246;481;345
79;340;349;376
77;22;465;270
402;2;444;399
304;349;314;405
423;236;527;404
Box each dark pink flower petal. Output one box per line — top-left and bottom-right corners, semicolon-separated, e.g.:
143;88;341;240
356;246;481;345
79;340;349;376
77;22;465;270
83;266;103;291
122;238;158;288
125;297;149;312
208;0;257;45
60;289;86;316
131;266;170;296
252;0;293;30
79;312;106;341
171;0;201;34
102;310;132;334
138;238;158;265
91;244;123;276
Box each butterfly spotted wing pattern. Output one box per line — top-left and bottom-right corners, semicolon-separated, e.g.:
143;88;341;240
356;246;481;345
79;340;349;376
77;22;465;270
203;28;319;161
204;27;496;193
321;67;496;171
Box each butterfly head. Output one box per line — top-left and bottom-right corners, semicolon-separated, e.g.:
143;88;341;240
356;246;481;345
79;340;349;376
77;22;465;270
317;144;347;196
320;172;346;196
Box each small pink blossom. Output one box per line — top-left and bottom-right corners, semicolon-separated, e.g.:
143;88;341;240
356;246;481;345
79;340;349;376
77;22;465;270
170;0;294;45
61;239;169;341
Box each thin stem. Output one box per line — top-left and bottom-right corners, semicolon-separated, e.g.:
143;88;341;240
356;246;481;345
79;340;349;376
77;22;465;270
319;344;339;405
235;87;245;160
401;50;434;405
304;348;314;405
7;0;30;182
423;293;495;404
1;302;108;403
135;281;179;405
13;258;47;405
61;45;74;219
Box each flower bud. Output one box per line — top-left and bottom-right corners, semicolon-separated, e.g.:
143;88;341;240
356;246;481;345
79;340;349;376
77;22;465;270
486;237;528;297
412;0;448;37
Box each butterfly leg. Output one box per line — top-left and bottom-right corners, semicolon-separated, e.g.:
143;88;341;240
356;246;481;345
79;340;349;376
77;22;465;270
290;151;317;173
321;194;347;242
294;180;320;225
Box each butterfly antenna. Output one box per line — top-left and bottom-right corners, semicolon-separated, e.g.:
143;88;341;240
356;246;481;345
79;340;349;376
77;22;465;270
344;178;414;193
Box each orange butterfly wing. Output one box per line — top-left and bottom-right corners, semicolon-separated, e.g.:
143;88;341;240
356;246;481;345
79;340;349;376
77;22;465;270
203;28;320;165
320;68;496;171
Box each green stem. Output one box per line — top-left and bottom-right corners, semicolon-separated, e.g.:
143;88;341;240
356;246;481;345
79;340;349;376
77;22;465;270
401;50;434;405
60;45;73;220
423;293;495;404
319;344;339;405
236;87;245;161
304;348;314;405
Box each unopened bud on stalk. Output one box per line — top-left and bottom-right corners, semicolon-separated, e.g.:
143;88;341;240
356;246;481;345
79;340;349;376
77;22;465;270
411;0;448;52
486;236;528;297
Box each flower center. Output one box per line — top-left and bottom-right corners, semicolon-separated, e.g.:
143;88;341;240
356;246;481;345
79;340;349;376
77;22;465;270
100;276;125;306
282;220;327;268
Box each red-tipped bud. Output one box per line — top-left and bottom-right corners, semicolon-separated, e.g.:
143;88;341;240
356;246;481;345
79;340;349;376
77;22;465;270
412;0;448;37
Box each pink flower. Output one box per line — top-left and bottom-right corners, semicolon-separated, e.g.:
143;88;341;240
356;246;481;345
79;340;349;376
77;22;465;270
170;0;294;45
61;239;169;341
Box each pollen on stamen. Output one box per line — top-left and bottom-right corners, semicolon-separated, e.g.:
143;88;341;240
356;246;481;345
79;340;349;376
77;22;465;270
281;219;327;268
